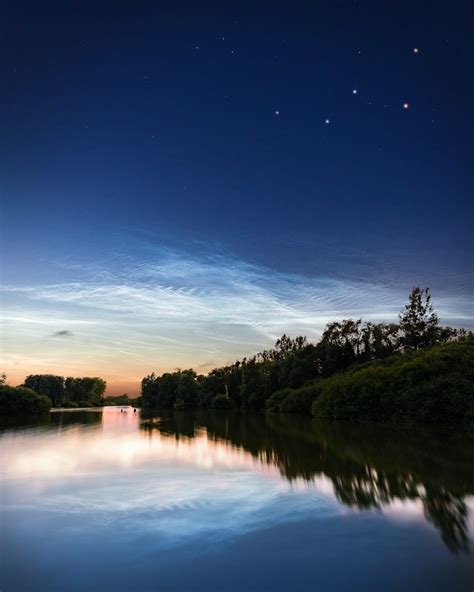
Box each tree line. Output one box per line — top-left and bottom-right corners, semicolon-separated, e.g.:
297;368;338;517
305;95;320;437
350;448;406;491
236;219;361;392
103;394;136;406
0;373;107;415
141;287;472;420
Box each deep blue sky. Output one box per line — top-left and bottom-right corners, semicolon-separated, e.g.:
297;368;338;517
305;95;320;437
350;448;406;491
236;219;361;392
1;1;473;392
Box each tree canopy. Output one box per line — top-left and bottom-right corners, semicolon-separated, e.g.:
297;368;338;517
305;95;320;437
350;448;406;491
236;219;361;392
0;384;51;416
141;287;471;421
22;375;106;407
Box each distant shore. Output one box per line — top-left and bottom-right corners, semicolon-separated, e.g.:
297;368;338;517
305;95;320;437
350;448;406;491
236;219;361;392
51;405;134;413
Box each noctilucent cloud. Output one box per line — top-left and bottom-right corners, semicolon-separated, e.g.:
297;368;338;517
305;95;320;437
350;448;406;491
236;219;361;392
1;2;472;394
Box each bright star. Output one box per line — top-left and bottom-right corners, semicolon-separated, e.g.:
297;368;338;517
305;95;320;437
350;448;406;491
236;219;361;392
275;110;280;116
413;47;419;53
403;103;409;109
352;89;357;94
325;119;330;124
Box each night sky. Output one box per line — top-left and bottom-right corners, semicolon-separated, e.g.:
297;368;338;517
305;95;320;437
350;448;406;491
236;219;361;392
1;1;473;394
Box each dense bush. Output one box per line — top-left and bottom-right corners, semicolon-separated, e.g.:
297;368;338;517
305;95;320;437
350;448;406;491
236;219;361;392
265;384;322;415
265;388;293;412
0;385;52;416
77;400;92;408
211;394;236;410
280;384;321;415
61;400;79;408
312;337;474;424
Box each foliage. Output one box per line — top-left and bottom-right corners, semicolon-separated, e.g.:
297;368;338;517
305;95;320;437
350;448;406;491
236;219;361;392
61;400;79;408
138;287;471;422
22;374;106;407
399;287;439;350
312;336;474;424
240;359;268;410
197;364;242;408
104;394;134;406
266;388;293;412
266;385;322;414
24;374;65;405
279;384;321;414
142;369;199;409
211;394;236;410
64;377;106;406
0;385;51;416
174;399;186;411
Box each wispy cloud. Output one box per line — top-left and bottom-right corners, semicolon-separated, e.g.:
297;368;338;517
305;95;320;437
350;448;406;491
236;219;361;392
1;243;472;392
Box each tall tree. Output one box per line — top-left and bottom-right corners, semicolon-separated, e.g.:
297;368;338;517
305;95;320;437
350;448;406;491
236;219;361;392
23;374;65;405
399;287;440;350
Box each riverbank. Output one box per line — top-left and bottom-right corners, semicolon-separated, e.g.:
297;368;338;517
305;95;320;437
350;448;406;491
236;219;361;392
50;405;135;412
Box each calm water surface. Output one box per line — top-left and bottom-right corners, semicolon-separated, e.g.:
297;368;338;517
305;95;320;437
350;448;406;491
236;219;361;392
1;408;473;591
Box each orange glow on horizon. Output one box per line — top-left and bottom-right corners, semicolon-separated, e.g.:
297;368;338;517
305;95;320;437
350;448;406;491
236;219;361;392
3;361;219;397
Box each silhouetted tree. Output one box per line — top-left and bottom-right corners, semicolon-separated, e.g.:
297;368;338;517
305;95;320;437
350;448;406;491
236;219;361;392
0;384;51;415
315;320;362;376
240;359;267;409
141;287;470;414
141;369;200;408
24;374;65;405
64;376;106;406
399;287;440;350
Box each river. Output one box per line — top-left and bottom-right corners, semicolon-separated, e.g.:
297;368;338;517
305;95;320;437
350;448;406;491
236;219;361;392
1;407;473;591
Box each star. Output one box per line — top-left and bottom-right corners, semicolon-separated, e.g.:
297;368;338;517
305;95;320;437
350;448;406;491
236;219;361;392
325;119;330;124
403;102;410;109
352;89;358;94
413;47;419;53
275;110;280;116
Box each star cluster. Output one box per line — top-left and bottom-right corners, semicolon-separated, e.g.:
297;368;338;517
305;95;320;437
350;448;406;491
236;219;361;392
188;24;424;127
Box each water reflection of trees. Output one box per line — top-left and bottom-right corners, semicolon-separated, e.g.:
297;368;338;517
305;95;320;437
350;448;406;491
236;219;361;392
0;410;104;433
141;411;474;553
